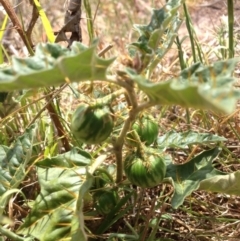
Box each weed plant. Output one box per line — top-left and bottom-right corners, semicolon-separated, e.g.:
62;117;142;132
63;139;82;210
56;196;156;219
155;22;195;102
0;1;240;241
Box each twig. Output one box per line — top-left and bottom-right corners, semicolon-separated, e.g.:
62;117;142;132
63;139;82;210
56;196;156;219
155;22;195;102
26;84;68;127
112;77;139;183
98;44;113;57
26;0;39;42
140;196;156;241
44;85;71;152
0;0;34;55
27;84;71;152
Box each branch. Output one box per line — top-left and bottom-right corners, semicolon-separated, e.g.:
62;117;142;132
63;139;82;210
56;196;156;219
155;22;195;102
26;0;39;42
44;86;71;152
0;0;34;55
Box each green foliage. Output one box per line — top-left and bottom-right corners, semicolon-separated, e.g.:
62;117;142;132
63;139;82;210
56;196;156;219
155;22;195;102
0;0;240;240
157;130;227;149
0;42;115;91
124;58;240;114
0;125;37;240
199;171;240;194
18;149;92;241
94;191;134;235
129;0;183;74
165;147;223;208
92;168;114;189
0;124;36;196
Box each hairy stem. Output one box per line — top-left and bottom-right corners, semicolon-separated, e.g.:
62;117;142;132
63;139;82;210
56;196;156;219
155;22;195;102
113;75;154;182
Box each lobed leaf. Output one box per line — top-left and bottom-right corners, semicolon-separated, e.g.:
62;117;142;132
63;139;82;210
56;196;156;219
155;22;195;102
165;146;240;209
0;42;115;92
18;164;92;241
0;124;37;197
36;147;92;168
157;130;226;149
199;171;240;194
125;57;240;114
165;147;224;208
129;0;183;72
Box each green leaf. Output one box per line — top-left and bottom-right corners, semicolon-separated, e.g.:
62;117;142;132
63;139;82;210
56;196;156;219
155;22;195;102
199;171;240;194
125;57;240;114
0;42;115;92
129;0;183;72
157;130;226;149
0;124;37;197
71;172;93;241
36;147;92;168
18;165;92;241
165;147;223;208
0;92;8;102
96;191;134;234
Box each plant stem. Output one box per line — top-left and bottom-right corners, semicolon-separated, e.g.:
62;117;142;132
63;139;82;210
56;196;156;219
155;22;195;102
183;3;196;63
44;88;71;152
140;196;156;241
175;36;187;70
227;0;234;58
0;0;34;55
98;44;113;57
95;88;126;106
113;78;139;183
83;0;94;44
113;81;154;182
114;109;134;183
0;226;25;241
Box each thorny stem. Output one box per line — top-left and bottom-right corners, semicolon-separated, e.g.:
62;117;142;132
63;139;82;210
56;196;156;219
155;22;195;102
106;75;137;89
0;0;34;55
113;76;154;183
132;130;145;157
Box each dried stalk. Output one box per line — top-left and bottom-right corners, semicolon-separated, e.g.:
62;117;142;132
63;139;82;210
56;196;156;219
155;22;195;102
0;0;34;55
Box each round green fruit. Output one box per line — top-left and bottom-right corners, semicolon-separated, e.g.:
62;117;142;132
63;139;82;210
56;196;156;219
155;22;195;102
124;149;166;188
71;103;114;144
93;189;118;215
127;116;159;146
